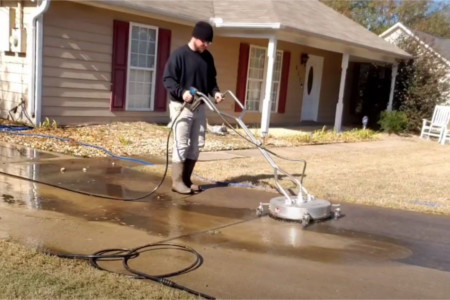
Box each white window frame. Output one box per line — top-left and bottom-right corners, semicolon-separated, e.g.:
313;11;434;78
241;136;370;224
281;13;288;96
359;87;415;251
245;45;283;113
126;22;159;111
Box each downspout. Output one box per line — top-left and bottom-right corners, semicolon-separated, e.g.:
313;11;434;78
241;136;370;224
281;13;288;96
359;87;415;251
29;0;50;127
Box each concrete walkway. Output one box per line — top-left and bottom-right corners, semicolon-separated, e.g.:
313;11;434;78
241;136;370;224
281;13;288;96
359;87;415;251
0;142;449;299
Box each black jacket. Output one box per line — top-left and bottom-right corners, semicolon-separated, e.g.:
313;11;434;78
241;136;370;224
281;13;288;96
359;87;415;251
163;44;220;103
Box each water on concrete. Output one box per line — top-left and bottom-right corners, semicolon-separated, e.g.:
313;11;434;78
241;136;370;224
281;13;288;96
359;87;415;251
0;143;450;299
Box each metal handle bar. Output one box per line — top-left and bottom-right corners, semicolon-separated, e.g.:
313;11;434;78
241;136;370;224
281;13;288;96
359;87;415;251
193;90;312;204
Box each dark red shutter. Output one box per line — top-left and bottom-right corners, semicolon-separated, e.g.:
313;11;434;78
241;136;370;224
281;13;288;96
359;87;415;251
154;28;171;112
235;43;250;112
278;51;290;114
111;20;129;111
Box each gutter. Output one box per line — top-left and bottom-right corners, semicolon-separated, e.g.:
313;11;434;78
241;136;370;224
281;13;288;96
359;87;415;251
29;0;51;127
280;25;411;60
210;18;410;61
210;18;281;29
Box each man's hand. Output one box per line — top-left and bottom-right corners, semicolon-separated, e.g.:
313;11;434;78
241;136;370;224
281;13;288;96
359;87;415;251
182;90;193;103
214;92;224;103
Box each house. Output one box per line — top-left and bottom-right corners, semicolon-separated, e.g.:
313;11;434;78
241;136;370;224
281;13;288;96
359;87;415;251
380;22;450;105
0;0;411;135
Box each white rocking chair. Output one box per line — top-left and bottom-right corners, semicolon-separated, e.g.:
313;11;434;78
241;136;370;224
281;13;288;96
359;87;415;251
420;105;450;142
440;126;450;145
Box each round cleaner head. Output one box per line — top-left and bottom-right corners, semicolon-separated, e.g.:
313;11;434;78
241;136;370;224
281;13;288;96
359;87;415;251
269;196;332;222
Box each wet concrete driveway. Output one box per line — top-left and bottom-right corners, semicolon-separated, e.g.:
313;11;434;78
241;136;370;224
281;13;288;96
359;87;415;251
1;143;449;299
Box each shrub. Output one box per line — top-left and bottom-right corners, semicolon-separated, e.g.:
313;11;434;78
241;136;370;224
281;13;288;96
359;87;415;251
393;36;450;132
378;110;408;134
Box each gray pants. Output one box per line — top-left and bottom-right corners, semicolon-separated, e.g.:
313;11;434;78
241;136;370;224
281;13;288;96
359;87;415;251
170;101;206;163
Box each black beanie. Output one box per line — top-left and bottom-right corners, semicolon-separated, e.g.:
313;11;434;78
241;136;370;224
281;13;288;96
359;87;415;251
192;21;214;42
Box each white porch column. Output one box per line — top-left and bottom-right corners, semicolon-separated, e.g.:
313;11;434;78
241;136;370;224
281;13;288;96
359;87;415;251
387;63;398;111
334;53;349;132
260;36;277;137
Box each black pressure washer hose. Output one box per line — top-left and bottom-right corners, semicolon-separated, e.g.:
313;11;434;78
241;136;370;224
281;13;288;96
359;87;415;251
2;109;217;299
52;243;214;299
0;104;183;201
1;94;308;299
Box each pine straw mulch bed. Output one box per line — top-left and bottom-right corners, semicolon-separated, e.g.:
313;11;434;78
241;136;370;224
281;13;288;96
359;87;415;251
0;121;306;158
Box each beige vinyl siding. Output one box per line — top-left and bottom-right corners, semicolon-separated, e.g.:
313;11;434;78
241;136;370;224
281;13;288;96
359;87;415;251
41;2;111;124
44;97;111;108
41;1;198;125
42;2;165;124
0;2;33;123
205;37;241;123
41;1;343;126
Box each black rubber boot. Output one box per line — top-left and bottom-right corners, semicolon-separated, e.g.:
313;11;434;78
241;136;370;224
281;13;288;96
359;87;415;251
183;159;203;193
172;162;192;194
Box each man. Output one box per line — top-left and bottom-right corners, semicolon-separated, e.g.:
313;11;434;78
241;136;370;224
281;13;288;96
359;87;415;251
163;21;224;194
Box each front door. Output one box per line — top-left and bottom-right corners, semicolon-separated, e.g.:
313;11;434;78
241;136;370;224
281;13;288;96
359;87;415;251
301;55;324;121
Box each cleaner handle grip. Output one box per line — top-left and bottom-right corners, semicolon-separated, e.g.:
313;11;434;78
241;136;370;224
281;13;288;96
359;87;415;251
189;87;198;96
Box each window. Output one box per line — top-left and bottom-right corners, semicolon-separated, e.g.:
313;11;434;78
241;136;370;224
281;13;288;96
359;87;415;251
245;46;283;112
126;23;158;111
111;20;170;112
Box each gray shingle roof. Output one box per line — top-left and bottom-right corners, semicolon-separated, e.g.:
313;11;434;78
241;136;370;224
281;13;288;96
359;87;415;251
95;0;213;22
93;0;410;59
213;0;409;58
414;30;450;61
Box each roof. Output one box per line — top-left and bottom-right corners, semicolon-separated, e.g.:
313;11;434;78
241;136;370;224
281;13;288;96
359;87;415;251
213;0;410;58
87;0;411;61
413;31;450;61
380;22;450;66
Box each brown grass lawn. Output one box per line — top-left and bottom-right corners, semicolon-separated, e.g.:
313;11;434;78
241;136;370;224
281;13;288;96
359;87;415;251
0;240;195;299
191;134;450;216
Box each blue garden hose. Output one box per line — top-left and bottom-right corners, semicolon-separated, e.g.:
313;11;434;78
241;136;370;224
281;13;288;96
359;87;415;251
0;125;32;131
2;129;155;166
